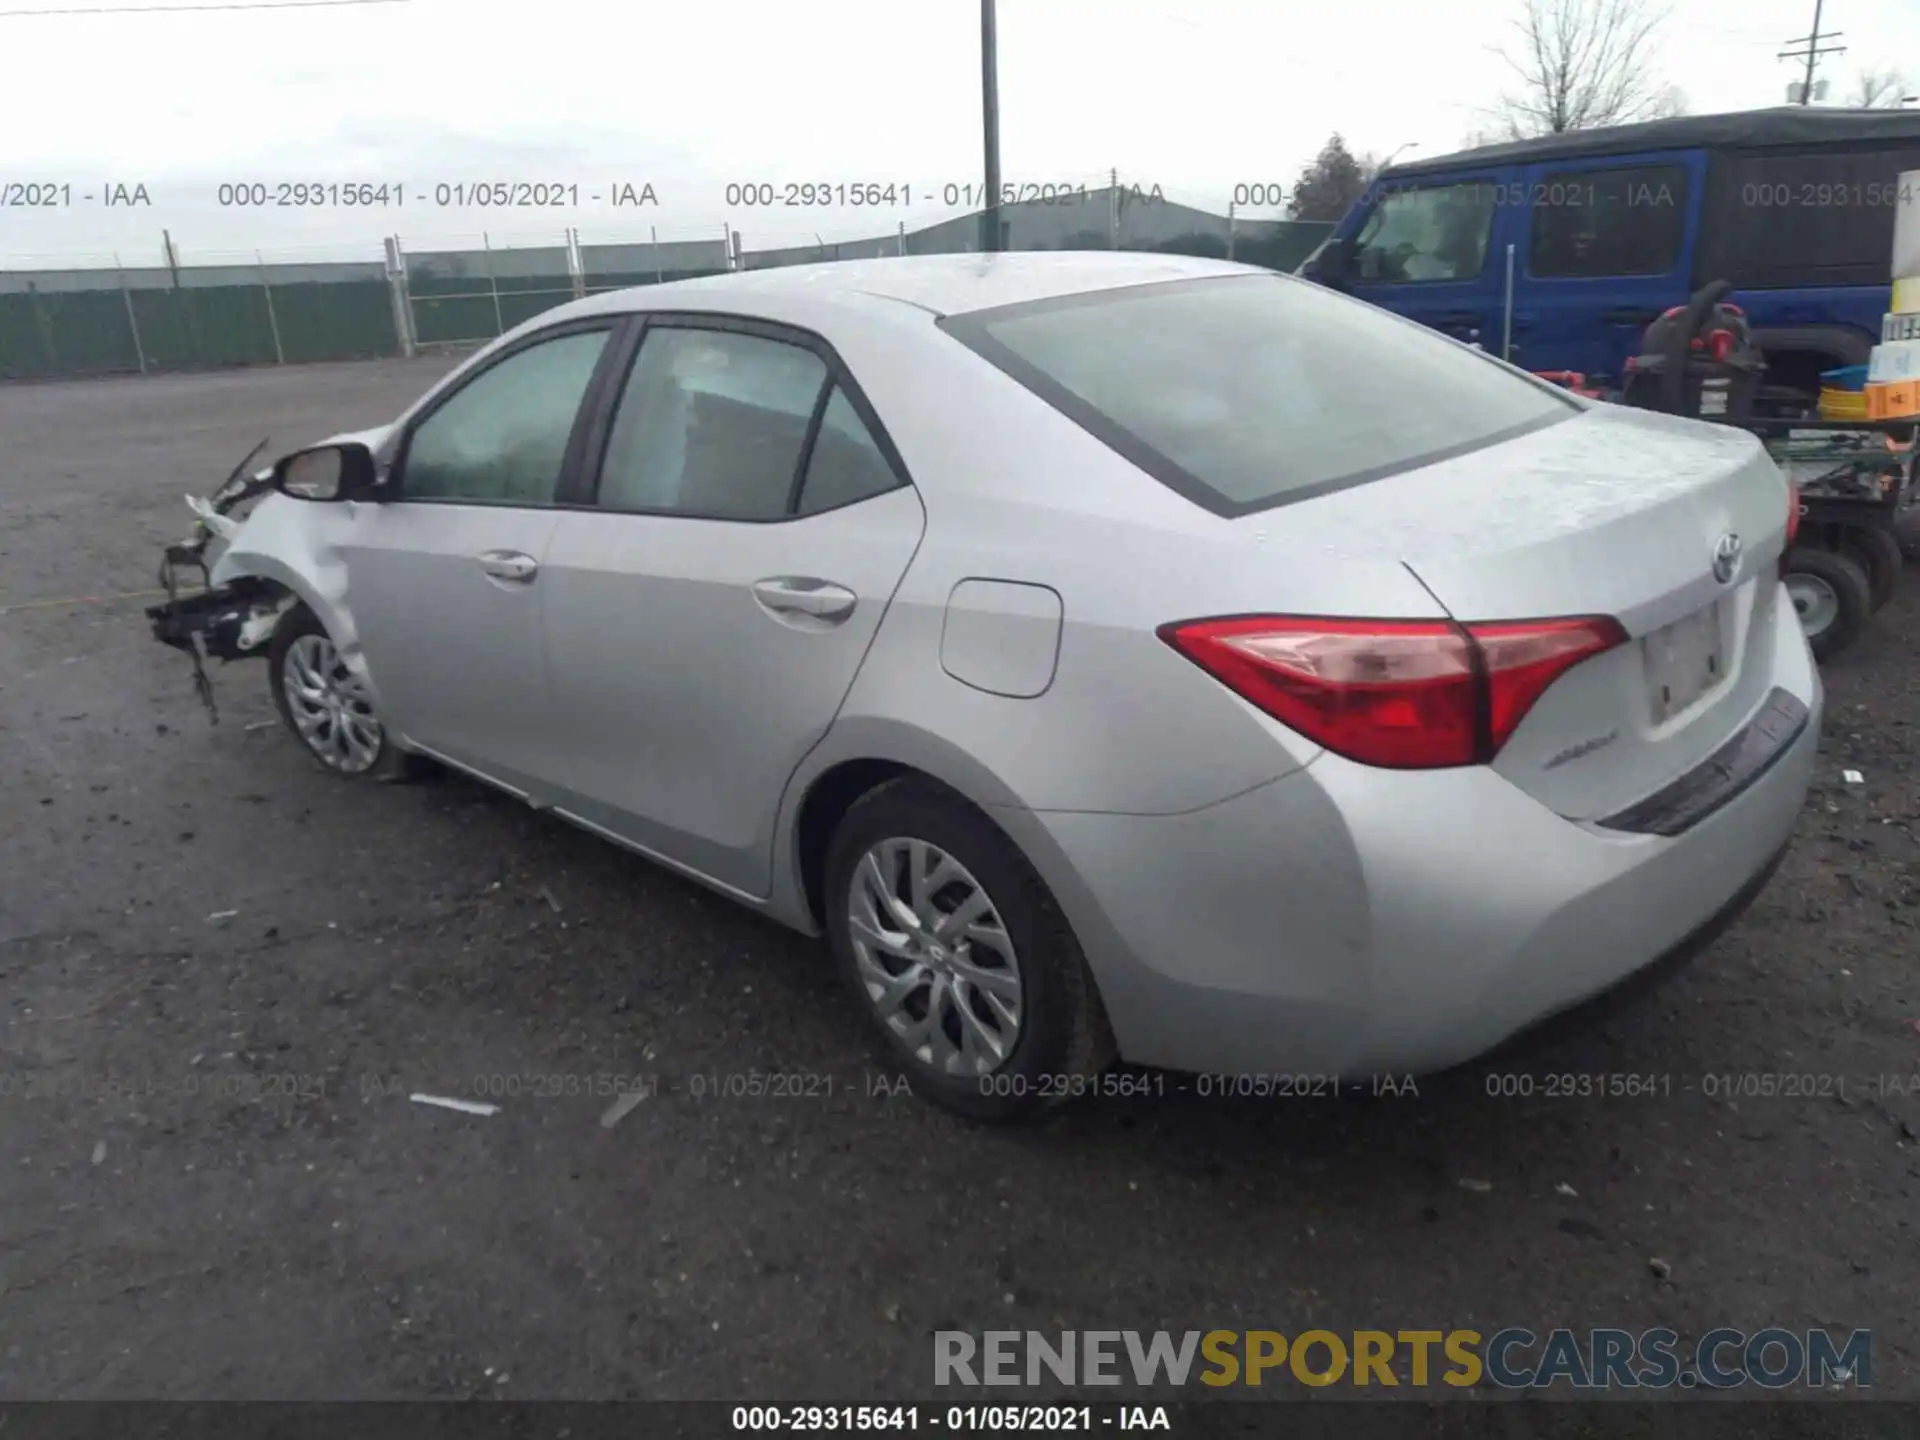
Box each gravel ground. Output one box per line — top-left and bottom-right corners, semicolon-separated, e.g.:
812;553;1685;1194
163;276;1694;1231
1;359;1917;1403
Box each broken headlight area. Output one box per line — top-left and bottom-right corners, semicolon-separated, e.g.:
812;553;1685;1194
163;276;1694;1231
145;437;290;722
147;576;293;663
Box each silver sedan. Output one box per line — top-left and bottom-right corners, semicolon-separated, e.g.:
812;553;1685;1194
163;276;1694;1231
149;253;1822;1119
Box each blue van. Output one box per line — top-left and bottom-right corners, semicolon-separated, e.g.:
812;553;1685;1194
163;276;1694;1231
1300;107;1920;408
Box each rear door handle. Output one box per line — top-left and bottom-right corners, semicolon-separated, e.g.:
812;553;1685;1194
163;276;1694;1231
1601;307;1661;326
751;576;857;621
477;549;539;584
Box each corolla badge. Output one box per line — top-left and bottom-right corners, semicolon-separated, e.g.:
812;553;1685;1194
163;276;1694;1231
1711;532;1742;584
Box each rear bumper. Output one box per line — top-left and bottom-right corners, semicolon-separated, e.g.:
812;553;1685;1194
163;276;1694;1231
1010;605;1822;1078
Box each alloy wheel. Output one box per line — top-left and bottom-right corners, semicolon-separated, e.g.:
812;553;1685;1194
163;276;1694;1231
846;837;1025;1077
281;633;384;774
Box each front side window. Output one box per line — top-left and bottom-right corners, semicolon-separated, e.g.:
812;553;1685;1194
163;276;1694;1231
1529;165;1689;278
1353;182;1497;283
401;328;611;505
944;274;1573;515
596;326;829;520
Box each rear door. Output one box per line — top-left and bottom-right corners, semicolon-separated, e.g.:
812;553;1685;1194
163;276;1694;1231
1342;170;1520;351
1509;149;1705;385
540;315;926;897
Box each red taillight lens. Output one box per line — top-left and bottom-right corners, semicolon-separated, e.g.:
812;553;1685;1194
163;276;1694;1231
1160;614;1626;770
1785;481;1801;546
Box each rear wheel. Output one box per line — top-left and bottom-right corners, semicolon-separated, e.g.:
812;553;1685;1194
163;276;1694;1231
823;778;1113;1121
1783;545;1871;662
1835;524;1904;613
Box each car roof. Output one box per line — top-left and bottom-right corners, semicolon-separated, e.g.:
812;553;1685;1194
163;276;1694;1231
557;250;1263;323
1386;106;1920;177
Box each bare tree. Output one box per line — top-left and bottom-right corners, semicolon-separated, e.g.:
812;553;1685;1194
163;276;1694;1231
1847;68;1911;108
1485;0;1685;139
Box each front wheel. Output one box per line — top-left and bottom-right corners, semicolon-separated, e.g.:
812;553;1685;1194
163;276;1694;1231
267;606;412;779
1783;545;1871;662
823;778;1113;1121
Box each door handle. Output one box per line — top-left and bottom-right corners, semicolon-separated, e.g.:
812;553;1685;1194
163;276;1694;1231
751;576;857;621
477;549;539;584
1433;312;1482;327
1601;307;1661;326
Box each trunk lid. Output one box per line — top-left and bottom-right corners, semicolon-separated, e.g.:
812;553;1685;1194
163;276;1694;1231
1257;403;1796;819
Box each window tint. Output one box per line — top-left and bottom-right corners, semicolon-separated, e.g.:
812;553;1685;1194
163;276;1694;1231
796;386;899;514
1704;146;1920;288
402;329;610;504
947;275;1571;514
1529;165;1688;278
597;326;828;519
1353;182;1496;283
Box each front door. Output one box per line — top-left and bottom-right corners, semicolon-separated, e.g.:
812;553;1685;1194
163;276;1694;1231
1508;150;1704;386
340;321;621;796
541;317;926;896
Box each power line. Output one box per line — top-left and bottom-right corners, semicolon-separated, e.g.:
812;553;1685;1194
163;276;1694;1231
1778;0;1846;105
0;0;406;16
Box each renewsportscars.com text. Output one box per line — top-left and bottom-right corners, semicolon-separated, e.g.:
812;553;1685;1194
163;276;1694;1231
935;1328;1871;1390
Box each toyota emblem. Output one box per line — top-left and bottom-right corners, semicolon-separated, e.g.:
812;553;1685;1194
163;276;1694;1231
1711;532;1742;584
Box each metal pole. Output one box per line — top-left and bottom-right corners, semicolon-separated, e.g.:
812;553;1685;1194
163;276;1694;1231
482;232;504;336
1109;168;1119;249
117;254;147;375
257;251;285;365
980;0;1001;254
1226;201;1236;262
568;227;585;300
652;224;663;283
1502;243;1516;360
384;235;416;359
898;220;907;256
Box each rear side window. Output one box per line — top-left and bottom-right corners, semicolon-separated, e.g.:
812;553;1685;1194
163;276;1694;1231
596;326;827;520
1703;145;1920;288
1529;164;1689;278
942;275;1573;516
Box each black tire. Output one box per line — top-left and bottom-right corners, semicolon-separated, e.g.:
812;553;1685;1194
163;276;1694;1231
1835;524;1904;613
822;777;1115;1121
1783;545;1872;662
267;605;418;781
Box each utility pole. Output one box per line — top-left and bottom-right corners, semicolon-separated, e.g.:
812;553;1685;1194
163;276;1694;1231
1108;167;1119;249
980;0;1001;254
1779;0;1845;105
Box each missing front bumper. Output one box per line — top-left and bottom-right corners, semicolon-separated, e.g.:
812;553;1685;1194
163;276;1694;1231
146;576;290;662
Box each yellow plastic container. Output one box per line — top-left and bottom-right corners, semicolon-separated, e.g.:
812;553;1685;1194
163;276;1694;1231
1819;387;1871;421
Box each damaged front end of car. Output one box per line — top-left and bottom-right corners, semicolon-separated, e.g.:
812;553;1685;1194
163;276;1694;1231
146;438;301;721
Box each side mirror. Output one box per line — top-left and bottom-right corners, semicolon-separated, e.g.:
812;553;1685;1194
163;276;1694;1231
271;442;377;502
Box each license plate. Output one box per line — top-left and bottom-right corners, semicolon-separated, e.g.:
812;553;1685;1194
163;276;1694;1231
1643;601;1727;725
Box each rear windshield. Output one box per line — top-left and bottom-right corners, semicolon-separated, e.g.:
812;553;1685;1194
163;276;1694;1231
941;274;1573;516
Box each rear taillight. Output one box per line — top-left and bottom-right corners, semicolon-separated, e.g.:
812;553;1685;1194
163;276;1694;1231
1785;481;1802;546
1159;614;1627;770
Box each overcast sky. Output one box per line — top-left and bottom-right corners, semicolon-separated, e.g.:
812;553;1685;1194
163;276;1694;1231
1;0;1918;268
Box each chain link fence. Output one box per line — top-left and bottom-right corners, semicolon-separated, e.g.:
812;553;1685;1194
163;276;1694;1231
0;196;1331;382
